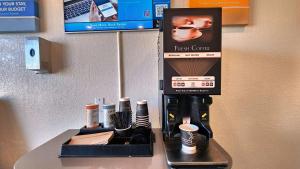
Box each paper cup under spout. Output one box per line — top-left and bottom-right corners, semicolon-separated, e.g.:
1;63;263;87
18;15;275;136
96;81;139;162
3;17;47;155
179;123;199;154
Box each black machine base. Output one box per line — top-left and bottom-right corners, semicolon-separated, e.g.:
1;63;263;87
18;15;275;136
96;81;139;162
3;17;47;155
164;138;232;169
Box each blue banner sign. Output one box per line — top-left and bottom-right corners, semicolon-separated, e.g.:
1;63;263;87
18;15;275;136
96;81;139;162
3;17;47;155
64;0;170;32
0;0;38;17
0;0;39;32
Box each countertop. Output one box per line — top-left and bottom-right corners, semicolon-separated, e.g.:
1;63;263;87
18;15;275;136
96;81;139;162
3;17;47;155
14;129;168;169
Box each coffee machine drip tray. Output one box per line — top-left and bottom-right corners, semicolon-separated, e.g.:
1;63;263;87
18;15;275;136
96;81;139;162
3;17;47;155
164;138;231;169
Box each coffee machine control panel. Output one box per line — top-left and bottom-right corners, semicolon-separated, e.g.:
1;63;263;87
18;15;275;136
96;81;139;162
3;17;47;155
172;76;215;89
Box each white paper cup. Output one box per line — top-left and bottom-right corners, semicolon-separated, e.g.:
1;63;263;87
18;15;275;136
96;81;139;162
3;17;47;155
179;123;199;154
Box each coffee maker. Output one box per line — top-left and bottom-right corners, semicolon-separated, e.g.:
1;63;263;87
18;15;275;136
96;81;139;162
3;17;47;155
160;94;231;169
158;8;231;169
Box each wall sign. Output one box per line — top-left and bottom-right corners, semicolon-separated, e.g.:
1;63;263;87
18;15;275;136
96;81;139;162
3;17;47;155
188;0;249;25
0;0;39;32
64;0;170;33
171;0;249;25
163;8;222;95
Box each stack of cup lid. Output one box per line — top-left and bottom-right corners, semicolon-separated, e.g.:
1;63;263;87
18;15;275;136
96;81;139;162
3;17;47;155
119;97;132;125
136;100;150;128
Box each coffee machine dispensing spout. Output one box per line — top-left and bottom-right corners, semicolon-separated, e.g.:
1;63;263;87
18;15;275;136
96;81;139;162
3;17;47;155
161;95;232;169
162;95;213;140
190;95;213;139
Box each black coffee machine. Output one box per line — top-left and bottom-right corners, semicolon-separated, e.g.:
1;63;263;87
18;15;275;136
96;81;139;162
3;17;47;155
160;94;231;169
162;95;213;140
158;8;232;169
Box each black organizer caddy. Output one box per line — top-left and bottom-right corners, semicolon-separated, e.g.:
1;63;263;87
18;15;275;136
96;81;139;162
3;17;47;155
59;125;154;157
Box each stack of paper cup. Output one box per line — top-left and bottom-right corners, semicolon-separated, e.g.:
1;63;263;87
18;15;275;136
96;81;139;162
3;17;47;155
135;100;150;128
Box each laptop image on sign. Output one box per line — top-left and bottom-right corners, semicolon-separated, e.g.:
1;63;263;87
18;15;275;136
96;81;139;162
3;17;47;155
64;0;92;23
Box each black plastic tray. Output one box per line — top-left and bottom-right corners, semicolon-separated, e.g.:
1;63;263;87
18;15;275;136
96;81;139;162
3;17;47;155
59;127;154;157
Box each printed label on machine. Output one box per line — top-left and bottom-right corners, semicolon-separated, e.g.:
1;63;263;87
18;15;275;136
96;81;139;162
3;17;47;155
164;52;221;58
172;76;215;88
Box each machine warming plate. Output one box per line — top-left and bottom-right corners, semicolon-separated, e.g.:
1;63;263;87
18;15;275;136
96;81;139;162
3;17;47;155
164;138;231;169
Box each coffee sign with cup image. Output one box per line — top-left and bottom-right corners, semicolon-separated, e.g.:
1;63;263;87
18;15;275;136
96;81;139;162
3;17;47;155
172;16;212;42
163;8;222;95
173;26;202;42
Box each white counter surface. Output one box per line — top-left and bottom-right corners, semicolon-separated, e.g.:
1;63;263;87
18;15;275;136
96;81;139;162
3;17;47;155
14;129;168;169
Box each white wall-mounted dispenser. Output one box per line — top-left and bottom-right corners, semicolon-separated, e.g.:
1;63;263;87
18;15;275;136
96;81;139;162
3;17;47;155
25;37;51;74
